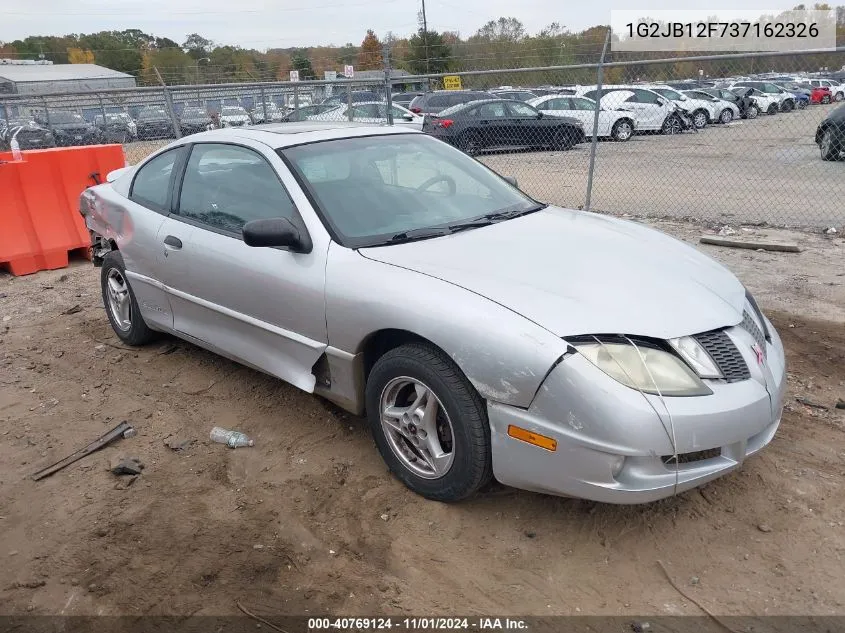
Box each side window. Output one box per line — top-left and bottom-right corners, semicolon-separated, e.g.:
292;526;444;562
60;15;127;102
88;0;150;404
391;106;409;118
130;148;181;212
507;102;538;117
634;89;659;104
177;144;296;235
428;95;448;107
477;102;508;118
624;92;639;103
583;90;599;101
572;98;596;111
351;104;380;118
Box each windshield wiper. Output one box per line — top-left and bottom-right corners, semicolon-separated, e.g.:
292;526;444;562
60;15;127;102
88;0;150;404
382;227;451;245
482;203;548;222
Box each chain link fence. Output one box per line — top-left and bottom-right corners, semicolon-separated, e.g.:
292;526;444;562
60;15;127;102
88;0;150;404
2;47;843;228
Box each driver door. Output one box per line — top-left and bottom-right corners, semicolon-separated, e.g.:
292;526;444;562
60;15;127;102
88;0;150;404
157;140;329;392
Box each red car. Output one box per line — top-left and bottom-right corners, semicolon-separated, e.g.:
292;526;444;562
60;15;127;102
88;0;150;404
809;86;833;104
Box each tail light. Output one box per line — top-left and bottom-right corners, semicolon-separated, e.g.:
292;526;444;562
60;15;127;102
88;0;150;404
434;119;454;128
410;107;422;113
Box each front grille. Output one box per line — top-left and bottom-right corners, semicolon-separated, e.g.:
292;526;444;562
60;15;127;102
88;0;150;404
740;310;767;358
693;329;750;383
663;447;722;465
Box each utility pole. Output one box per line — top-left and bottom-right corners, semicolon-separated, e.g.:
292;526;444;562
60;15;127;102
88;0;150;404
421;0;430;74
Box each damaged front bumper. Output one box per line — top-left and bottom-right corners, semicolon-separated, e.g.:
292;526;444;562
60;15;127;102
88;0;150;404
488;320;786;504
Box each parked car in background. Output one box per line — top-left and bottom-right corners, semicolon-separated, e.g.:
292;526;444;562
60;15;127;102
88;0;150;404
772;82;810;109
802;84;833;104
307;102;423;127
728;87;779;115
1;117;55;150
37;110;103;146
321;90;381;107
392;92;424;108
806;78;844;102
528;94;636;141
179;107;214;135
815;102;845;161
701;88;759;119
490;89;538;102
79;125;786;504
281;104;339;122
729;82;794;113
136;107;176;140
646;86;720;128
423;99;584;155
94;113;138;142
408;90;495;115
681;90;741;123
219;105;252;128
250;102;289;124
576;87;677;134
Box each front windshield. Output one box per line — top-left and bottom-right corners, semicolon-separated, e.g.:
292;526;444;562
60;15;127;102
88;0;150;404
182;108;206;118
222;106;246;115
139;108;167;119
281;134;539;248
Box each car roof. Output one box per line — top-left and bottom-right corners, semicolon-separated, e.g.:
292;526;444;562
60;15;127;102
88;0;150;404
181;123;420;148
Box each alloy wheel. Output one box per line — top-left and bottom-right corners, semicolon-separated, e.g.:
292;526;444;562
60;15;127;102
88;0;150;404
106;268;132;332
379;377;455;479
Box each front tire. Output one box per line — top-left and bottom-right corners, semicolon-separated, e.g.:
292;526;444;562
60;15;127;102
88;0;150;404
458;131;482;156
767;103;779;115
745;104;759;119
822;95;831;104
719;108;733;124
835;92;844;102
552;126;576;150
365;343;493;502
662;115;682;135
100;250;157;346
692;109;708;129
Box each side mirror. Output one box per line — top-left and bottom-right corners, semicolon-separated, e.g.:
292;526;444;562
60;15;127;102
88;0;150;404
243;217;310;253
503;175;518;188
656;97;668;106
536;111;544;118
402;113;414;121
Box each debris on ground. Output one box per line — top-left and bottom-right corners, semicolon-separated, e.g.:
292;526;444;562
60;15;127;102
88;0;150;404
164;437;193;452
796;396;829;410
718;225;737;236
690;576;700;585
631;622;651;632
824;227;838;235
757;524;773;533
62;305;82;315
10;580;46;589
122;428;137;439
699;236;801;253
110;456;144;476
31;421;133;481
209;427;254;448
835;399;845;410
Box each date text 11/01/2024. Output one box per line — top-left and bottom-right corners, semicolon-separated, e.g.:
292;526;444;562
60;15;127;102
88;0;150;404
626;21;820;38
307;617;528;630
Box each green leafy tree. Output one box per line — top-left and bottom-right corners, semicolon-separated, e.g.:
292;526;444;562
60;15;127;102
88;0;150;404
406;28;451;74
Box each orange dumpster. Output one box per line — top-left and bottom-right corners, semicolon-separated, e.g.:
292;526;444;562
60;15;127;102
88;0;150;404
0;144;126;276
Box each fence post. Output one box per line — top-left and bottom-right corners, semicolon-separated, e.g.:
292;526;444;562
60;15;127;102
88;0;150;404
154;66;182;139
293;84;300;112
584;28;611;213
97;93;108;123
347;85;353;122
0;101;7;123
260;85;268;123
383;43;394;125
41;97;52;134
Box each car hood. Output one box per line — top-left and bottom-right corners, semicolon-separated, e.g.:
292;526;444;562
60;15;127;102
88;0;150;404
359;208;746;340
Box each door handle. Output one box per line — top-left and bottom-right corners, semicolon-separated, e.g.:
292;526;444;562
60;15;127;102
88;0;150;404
163;235;182;249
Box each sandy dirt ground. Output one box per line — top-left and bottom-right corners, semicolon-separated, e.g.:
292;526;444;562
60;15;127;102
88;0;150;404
1;220;844;622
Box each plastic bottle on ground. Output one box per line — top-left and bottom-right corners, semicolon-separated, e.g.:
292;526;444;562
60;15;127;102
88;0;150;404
209;426;254;448
10;137;22;162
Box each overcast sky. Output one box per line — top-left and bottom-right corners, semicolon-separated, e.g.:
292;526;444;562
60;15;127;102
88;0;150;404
2;0;804;49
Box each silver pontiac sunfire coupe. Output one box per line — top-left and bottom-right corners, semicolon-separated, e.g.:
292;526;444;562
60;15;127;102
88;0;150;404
80;123;786;503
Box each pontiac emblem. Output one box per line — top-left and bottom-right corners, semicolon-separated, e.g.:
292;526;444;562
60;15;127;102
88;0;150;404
752;343;764;366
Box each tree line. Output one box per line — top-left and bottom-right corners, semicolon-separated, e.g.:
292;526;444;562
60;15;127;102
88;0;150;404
1;9;843;88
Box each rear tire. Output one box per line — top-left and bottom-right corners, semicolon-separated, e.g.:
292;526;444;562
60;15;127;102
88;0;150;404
692;109;708;129
662;115;682;135
365;343;493;502
835;92;844;102
767;104;779;115
719;108;733;124
611;119;634;141
458;131;482;156
100;250;157;346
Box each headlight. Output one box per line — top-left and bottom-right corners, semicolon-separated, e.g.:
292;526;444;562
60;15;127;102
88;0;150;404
668;336;722;378
574;341;712;396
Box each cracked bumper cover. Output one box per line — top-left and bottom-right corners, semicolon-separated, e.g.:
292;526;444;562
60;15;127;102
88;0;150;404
488;320;786;503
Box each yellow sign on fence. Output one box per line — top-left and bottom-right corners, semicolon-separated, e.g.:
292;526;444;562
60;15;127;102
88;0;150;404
443;75;462;90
